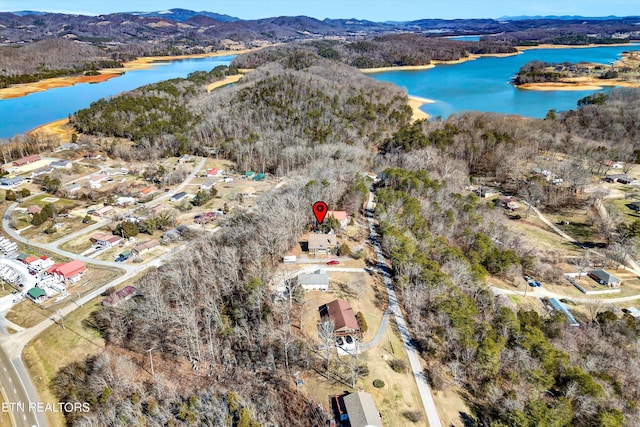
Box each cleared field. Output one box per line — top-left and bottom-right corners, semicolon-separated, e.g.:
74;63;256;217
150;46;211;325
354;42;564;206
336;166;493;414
23;296;106;427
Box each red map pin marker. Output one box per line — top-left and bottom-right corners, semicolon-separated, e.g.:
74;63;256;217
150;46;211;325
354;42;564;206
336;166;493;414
313;201;328;224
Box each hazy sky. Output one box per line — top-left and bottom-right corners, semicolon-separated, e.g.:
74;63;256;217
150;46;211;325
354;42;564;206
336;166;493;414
0;0;638;20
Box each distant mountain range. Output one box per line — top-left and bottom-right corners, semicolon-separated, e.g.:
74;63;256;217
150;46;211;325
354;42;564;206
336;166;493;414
499;15;638;21
1;9;638;54
125;8;239;22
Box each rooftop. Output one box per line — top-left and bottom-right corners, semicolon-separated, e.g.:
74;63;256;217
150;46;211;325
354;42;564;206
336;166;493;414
342;391;382;427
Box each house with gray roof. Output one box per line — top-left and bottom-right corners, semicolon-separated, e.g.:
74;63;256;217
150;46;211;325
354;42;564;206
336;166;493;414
297;269;329;291
588;269;621;287
340;391;382;427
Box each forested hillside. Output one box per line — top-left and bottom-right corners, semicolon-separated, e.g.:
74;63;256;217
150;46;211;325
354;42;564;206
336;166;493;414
62;49;640;425
71;51;412;171
0;39;121;88
231;34;517;69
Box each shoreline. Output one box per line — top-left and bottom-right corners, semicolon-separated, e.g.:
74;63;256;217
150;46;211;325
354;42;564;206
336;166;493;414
0;48;255;101
408;96;434;121
516;42;638;50
27;118;73;139
515;50;640;91
205;73;245;92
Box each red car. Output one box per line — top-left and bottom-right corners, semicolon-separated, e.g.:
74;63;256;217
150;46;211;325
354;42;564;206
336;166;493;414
326;260;340;265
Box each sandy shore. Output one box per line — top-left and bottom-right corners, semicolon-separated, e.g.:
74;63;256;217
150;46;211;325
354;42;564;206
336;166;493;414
517;42;637;50
0;48;257;100
408;95;434;121
360;64;435;73
206;74;244;92
27;118;73;140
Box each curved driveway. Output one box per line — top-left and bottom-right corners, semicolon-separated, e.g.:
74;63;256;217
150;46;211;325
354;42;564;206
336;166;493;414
366;189;443;427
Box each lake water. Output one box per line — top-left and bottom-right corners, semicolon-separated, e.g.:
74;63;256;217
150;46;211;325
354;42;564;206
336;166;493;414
1;45;638;138
0;55;235;138
369;44;638;119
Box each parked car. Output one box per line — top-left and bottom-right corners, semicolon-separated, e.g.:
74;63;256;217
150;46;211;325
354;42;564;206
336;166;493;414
327;260;340;265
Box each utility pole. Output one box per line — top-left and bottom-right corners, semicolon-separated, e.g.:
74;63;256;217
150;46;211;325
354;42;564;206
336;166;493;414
146;348;155;378
57;310;65;329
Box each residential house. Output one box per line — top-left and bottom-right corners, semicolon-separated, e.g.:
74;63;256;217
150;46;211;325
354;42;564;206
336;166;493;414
94;205;115;217
47;259;86;282
103;286;139;306
27;205;42;215
338;391;383;427
104;167;128;176
297;269;330;291
178;154;190;164
588;269;622;287
200;180;216;190
30;166;53;178
206;168;224;177
133;239;160;255
474;186;498;198
603;160;624;169
327;210;349;228
27;287;47;303
494;196;520;210
139;186;156;197
605;174;635;184
49;160;72;169
151;203;167;215
56;142;79;152
89;174;108;189
13;154;41;167
83;152;101;159
68;183;82;194
170;191;189;202
319;299;361;337
116;197;137;206
90;232;123;248
0;177;24;187
308;233;337;256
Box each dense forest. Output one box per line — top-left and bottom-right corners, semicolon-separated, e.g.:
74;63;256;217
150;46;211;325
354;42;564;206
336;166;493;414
231;34;517;69
374;150;638;427
0;39;122;88
62;48;640;425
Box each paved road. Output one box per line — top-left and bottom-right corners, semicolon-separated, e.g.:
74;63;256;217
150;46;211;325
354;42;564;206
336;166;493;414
365;189;442;427
360;308;390;352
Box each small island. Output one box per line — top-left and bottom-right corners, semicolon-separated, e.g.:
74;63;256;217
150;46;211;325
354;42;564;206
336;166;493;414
512;50;640;90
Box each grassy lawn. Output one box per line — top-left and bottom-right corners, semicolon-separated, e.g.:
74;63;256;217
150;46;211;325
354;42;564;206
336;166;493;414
508;216;583;256
608;198;640;225
0;390;14;426
19;216;95;244
20;194;77;209
23;296;106;427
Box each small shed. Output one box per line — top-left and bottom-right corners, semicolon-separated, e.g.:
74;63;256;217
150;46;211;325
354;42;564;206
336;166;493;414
27;287;47;303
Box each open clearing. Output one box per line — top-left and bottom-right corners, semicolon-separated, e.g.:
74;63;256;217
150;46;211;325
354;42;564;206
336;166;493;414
23;296;105;427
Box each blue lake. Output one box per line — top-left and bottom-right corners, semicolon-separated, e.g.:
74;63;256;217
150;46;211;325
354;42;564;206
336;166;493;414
369;44;638;119
0;55;235;138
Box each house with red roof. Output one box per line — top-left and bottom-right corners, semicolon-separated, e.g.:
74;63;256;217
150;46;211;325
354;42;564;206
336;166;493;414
319;299;361;337
327;210;349;228
206;168;224;177
91;232;123;248
13;154;41;166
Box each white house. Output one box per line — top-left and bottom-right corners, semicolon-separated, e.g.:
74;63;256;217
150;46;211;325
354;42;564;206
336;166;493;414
49;160;72;169
297;269;330;291
200;180;216;190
